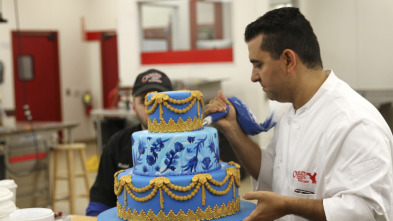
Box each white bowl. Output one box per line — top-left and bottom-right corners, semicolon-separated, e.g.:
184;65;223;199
0;215;10;221
0;180;17;203
0;188;16;221
10;208;54;221
0;187;13;202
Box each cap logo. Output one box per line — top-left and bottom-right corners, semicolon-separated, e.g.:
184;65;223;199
142;72;163;84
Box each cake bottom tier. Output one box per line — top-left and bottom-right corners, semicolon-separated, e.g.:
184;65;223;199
114;162;241;221
98;200;256;221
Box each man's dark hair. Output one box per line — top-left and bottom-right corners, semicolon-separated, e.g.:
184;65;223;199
245;7;323;69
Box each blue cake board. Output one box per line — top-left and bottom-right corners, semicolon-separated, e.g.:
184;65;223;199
98;200;256;221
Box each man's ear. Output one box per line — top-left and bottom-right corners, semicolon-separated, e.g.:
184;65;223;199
282;49;296;74
131;97;136;112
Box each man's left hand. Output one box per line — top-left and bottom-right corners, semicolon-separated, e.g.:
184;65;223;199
242;191;288;221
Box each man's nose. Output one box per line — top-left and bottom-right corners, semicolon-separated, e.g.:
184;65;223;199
251;70;260;82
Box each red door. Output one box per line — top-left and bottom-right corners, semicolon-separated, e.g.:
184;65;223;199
100;32;119;108
12;31;62;122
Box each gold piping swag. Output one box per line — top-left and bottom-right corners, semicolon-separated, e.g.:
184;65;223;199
117;198;240;221
114;162;241;220
145;90;204;132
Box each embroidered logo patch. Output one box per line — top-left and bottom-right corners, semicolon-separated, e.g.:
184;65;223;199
293;171;317;184
142;72;163;83
118;163;130;169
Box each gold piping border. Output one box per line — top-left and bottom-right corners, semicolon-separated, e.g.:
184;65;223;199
147;117;203;133
117;197;241;221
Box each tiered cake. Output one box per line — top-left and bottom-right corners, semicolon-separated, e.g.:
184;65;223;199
114;90;241;220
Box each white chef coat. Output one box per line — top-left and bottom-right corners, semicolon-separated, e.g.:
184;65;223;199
254;70;393;221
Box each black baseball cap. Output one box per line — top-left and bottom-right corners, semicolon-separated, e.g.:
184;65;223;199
132;69;173;97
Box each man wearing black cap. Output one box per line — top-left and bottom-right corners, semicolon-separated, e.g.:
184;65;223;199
86;69;173;216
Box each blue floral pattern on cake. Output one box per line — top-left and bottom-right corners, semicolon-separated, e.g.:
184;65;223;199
207;137;220;164
202;157;212;170
137;141;146;166
146;138;170;166
131;127;221;175
182;136;207;173
161;142;185;173
187;136;195;143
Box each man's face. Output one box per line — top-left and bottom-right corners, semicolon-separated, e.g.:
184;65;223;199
248;34;290;102
132;93;149;130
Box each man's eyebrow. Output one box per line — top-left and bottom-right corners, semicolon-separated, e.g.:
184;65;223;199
250;59;261;64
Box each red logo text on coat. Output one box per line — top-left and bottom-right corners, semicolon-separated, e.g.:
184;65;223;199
293;171;317;184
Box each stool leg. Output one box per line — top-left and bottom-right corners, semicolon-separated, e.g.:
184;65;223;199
79;148;90;197
32;162;40;206
51;150;59;211
67;149;76;214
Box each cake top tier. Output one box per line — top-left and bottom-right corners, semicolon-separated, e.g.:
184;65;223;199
145;90;204;132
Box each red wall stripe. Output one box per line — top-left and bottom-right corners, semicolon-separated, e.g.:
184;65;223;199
85;32;101;41
9;152;47;164
141;48;233;65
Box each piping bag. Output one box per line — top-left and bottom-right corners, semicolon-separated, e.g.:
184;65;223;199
203;97;290;135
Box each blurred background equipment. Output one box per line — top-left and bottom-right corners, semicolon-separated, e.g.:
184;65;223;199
0;0;7;23
0;61;4;83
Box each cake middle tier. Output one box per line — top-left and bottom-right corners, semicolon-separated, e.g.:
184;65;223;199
132;127;220;176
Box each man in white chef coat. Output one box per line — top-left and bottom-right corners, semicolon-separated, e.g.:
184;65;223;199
204;7;393;221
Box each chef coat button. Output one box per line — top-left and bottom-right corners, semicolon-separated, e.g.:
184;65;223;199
296;125;300;130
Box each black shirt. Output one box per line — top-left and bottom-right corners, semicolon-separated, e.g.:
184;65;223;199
89;124;142;207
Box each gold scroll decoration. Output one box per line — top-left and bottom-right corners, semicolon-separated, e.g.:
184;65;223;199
145;90;204;132
113;162;241;220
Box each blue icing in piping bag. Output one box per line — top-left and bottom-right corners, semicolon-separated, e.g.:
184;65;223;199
202;104;229;126
203;97;291;135
228;97;276;135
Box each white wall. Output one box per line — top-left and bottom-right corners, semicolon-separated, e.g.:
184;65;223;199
1;0;392;143
299;0;393;89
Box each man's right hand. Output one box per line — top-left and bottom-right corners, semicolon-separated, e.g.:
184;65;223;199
203;90;239;133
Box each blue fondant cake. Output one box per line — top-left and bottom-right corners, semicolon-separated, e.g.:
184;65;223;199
100;90;243;220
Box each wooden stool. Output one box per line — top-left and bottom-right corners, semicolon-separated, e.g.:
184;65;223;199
51;143;90;214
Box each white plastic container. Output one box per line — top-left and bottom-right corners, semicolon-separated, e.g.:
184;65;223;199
0;180;17;203
0;187;16;221
10;208;54;221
